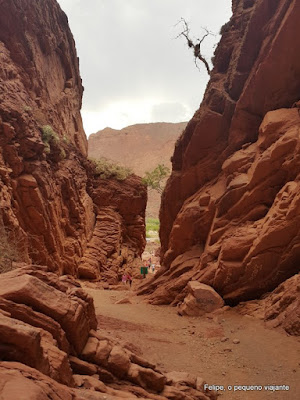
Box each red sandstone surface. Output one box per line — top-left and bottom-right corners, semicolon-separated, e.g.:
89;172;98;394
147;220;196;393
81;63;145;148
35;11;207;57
0;0;146;281
138;0;300;329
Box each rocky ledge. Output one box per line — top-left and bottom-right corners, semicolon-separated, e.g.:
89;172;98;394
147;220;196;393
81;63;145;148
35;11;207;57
0;265;217;400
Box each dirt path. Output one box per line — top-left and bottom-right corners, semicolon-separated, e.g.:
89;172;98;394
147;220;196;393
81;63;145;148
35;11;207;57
84;285;300;400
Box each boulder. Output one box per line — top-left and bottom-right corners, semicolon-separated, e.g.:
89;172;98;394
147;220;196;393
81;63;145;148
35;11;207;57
0;312;73;386
73;375;107;392
107;346;131;378
179;282;224;316
82;337;113;367
0;362;74;400
127;363;166;392
69;356;98;376
0;270;95;353
0;297;70;352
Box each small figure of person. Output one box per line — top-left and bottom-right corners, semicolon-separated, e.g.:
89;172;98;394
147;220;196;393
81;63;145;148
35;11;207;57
151;263;155;273
141;260;148;278
127;273;133;288
122;274;127;285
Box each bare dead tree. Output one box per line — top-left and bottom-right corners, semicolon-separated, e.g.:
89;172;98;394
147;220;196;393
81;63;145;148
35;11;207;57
175;18;212;75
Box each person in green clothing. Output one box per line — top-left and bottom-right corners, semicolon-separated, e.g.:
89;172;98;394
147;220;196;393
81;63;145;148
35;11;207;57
141;260;148;278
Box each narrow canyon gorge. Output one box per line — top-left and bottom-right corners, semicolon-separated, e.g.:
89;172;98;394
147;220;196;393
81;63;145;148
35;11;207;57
0;0;299;399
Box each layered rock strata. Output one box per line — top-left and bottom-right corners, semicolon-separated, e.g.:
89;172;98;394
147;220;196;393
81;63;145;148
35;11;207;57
78;175;146;282
0;0;146;279
138;0;300;310
0;266;216;400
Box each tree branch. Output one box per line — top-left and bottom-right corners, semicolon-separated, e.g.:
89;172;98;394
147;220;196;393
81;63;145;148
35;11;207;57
175;18;212;75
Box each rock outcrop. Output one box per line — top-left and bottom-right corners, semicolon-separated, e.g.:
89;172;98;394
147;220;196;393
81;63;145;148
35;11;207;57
138;0;300;308
0;266;217;400
237;273;300;336
78;175;146;282
264;274;300;336
0;0;146;279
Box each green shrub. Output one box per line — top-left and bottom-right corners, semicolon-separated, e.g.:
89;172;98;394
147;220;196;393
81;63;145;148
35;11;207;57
40;125;67;160
59;148;66;160
41;125;59;145
23;105;32;113
91;158;132;181
44;143;51;154
62;135;70;144
142;164;170;194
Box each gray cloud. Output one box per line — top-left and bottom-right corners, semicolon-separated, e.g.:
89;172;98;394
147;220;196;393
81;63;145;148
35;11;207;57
57;0;232;133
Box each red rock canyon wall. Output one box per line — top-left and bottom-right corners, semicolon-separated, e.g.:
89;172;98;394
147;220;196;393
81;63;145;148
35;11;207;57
138;0;300;306
0;0;146;281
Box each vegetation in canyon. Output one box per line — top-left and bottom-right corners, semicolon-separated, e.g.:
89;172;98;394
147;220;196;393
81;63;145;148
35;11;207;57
90;157;133;180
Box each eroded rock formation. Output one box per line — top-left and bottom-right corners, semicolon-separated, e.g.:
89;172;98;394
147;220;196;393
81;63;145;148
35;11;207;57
0;0;146;281
0;266;217;400
78;175;147;281
138;0;300;317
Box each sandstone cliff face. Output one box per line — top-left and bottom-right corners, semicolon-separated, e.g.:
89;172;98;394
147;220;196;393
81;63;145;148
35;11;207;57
0;0;146;279
139;0;300;306
78;174;147;282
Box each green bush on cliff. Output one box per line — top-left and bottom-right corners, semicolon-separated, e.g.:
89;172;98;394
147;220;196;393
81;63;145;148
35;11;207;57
41;125;59;145
41;125;66;160
91;158;132;181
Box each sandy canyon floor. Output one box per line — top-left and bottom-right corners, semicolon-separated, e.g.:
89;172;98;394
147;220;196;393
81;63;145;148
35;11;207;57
84;284;300;400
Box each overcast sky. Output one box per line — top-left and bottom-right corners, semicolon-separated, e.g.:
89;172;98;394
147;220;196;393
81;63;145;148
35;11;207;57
57;0;232;135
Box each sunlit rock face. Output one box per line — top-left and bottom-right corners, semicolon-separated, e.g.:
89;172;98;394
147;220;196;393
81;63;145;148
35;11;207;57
0;0;146;278
139;0;300;305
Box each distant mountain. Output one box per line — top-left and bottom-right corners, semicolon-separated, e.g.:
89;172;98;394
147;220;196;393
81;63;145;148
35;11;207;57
88;122;187;176
88;122;187;218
